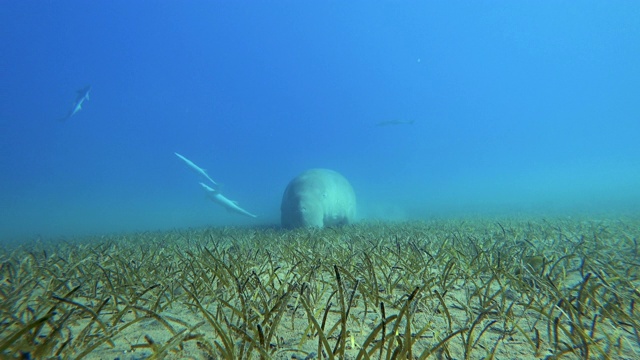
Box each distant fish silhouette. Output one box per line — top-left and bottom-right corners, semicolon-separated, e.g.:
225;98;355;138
200;182;257;218
58;85;91;121
376;120;415;127
175;152;218;186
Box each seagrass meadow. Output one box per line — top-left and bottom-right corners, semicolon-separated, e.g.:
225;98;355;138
1;217;639;359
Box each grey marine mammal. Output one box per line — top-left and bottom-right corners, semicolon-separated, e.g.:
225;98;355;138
281;169;356;228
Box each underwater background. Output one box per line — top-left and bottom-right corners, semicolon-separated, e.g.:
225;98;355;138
1;1;639;243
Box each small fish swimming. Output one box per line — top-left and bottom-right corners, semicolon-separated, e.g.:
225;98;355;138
58;85;91;121
376;120;415;127
200;182;257;218
174;152;218;186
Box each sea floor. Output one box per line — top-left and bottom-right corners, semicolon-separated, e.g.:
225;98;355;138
1;216;639;359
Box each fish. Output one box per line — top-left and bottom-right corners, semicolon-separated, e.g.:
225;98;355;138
174;152;218;186
376;120;415;127
58;85;91;121
200;182;257;218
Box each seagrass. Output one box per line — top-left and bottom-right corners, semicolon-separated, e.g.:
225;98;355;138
0;216;638;359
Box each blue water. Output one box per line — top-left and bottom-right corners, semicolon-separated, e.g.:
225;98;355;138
1;1;639;242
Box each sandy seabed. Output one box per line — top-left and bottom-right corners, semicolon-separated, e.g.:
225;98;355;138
1;216;639;359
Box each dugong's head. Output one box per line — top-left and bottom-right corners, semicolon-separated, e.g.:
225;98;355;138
281;169;356;229
282;192;323;228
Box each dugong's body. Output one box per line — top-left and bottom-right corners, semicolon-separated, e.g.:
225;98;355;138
281;169;356;228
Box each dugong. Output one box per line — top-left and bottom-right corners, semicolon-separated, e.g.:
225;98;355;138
281;169;356;228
